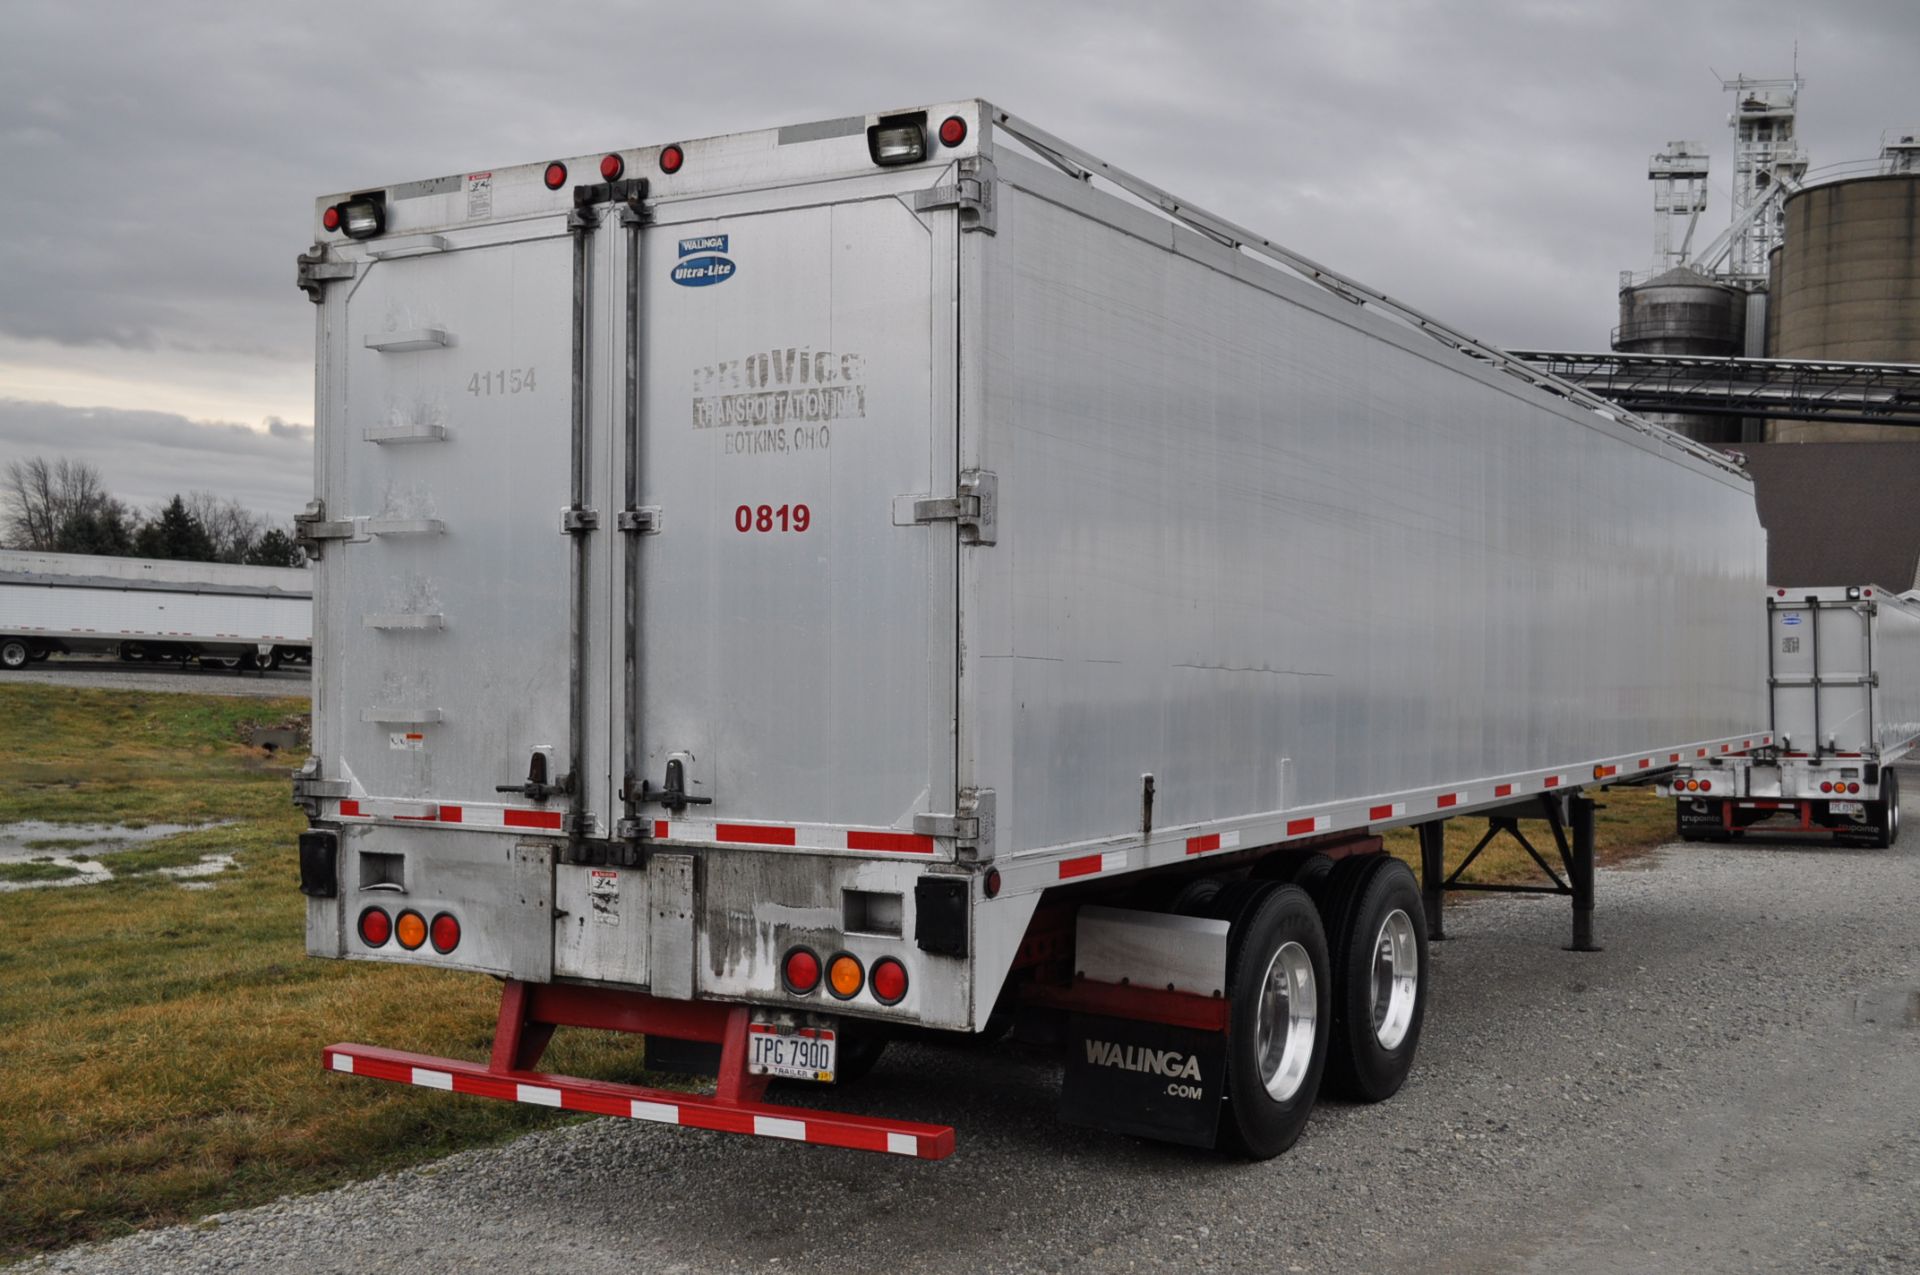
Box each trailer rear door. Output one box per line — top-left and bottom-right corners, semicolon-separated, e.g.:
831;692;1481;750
628;192;957;840
314;215;605;827
1771;597;1874;756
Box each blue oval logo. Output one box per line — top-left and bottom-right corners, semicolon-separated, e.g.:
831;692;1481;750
672;255;736;287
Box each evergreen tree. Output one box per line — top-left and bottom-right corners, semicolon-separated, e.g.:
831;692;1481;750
134;495;218;562
243;527;306;568
55;503;136;556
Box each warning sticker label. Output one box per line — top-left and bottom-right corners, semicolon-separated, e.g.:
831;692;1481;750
389;731;425;751
589;869;620;927
466;172;494;220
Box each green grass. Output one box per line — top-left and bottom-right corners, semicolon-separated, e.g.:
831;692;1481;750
0;685;651;1264
0;861;83;884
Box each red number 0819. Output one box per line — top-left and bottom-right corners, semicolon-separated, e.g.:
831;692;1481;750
734;504;811;533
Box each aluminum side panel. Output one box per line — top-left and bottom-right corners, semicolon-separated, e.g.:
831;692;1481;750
962;179;1769;860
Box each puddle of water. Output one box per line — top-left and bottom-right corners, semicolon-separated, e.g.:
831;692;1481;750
0;821;239;892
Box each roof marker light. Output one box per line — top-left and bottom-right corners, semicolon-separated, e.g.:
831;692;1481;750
322;206;341;232
544;161;568;190
938;115;968;147
600;153;624;181
659;145;684;174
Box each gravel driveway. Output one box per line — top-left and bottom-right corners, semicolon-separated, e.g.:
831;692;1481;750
0;657;308;698
23;832;1919;1274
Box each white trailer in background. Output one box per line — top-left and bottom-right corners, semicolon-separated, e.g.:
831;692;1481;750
294;100;1769;1161
0;550;311;671
1662;586;1920;847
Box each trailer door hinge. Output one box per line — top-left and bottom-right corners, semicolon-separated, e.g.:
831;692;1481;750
292;756;351;816
913;157;996;234
296;244;356;304
902;470;997;545
293;500;356;557
560;506;600;534
914;789;997;863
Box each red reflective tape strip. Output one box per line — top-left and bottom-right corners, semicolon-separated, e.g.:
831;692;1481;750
1494;784;1513;798
1670;753;1681;763
1697;749;1708;757
1721;745;1731;753
653;820;670;839
1059;853;1105;880
1285;817;1317;836
1544;776;1561;788
1437;793;1459;809
504;808;565;830
847;830;937;855
438;805;462;823
339;799;363;816
1637;758;1651;769
1186;833;1222;855
717;823;797;846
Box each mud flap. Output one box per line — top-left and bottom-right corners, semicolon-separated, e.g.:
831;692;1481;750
1059;1012;1228;1147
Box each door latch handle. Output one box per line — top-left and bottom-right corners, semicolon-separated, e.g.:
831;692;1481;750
640;757;711;814
496;750;569;803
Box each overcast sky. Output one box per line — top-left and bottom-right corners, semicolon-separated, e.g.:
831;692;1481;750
1;0;1915;518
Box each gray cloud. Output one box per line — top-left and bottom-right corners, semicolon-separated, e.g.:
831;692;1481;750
0;399;311;518
1;0;1916;491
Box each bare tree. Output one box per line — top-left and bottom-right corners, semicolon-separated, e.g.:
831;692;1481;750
3;456;110;550
183;491;266;563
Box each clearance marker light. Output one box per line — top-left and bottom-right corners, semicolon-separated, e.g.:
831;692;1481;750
600;153;624;180
827;952;865;1000
358;907;391;947
322;206;341;232
659;144;684;174
783;947;821;994
395;910;428;951
871;958;908;1005
938;115;968;147
544;161;568;190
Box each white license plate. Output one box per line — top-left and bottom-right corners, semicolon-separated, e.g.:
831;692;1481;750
1829;799;1865;816
747;1025;836;1082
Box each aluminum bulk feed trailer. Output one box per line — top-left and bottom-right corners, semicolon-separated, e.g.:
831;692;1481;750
293;101;1770;1160
1661;585;1920;848
0;549;311;671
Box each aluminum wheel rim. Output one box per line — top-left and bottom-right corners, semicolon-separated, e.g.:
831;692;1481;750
1255;940;1317;1102
1370;909;1419;1051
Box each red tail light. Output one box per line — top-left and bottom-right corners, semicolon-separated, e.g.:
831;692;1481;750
430;912;461;954
871;957;908;1005
1849;782;1862;794
357;907;391;947
1699;780;1711;792
322;206;341;232
544;161;568;190
659;144;684;174
938;115;968;147
1821;782;1834;793
783;946;821;994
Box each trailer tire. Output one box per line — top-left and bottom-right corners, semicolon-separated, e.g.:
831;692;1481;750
1323;857;1428;1102
0;639;29;670
829;1024;889;1085
1851;768;1900;849
1169;875;1228;918
1210;882;1330;1159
